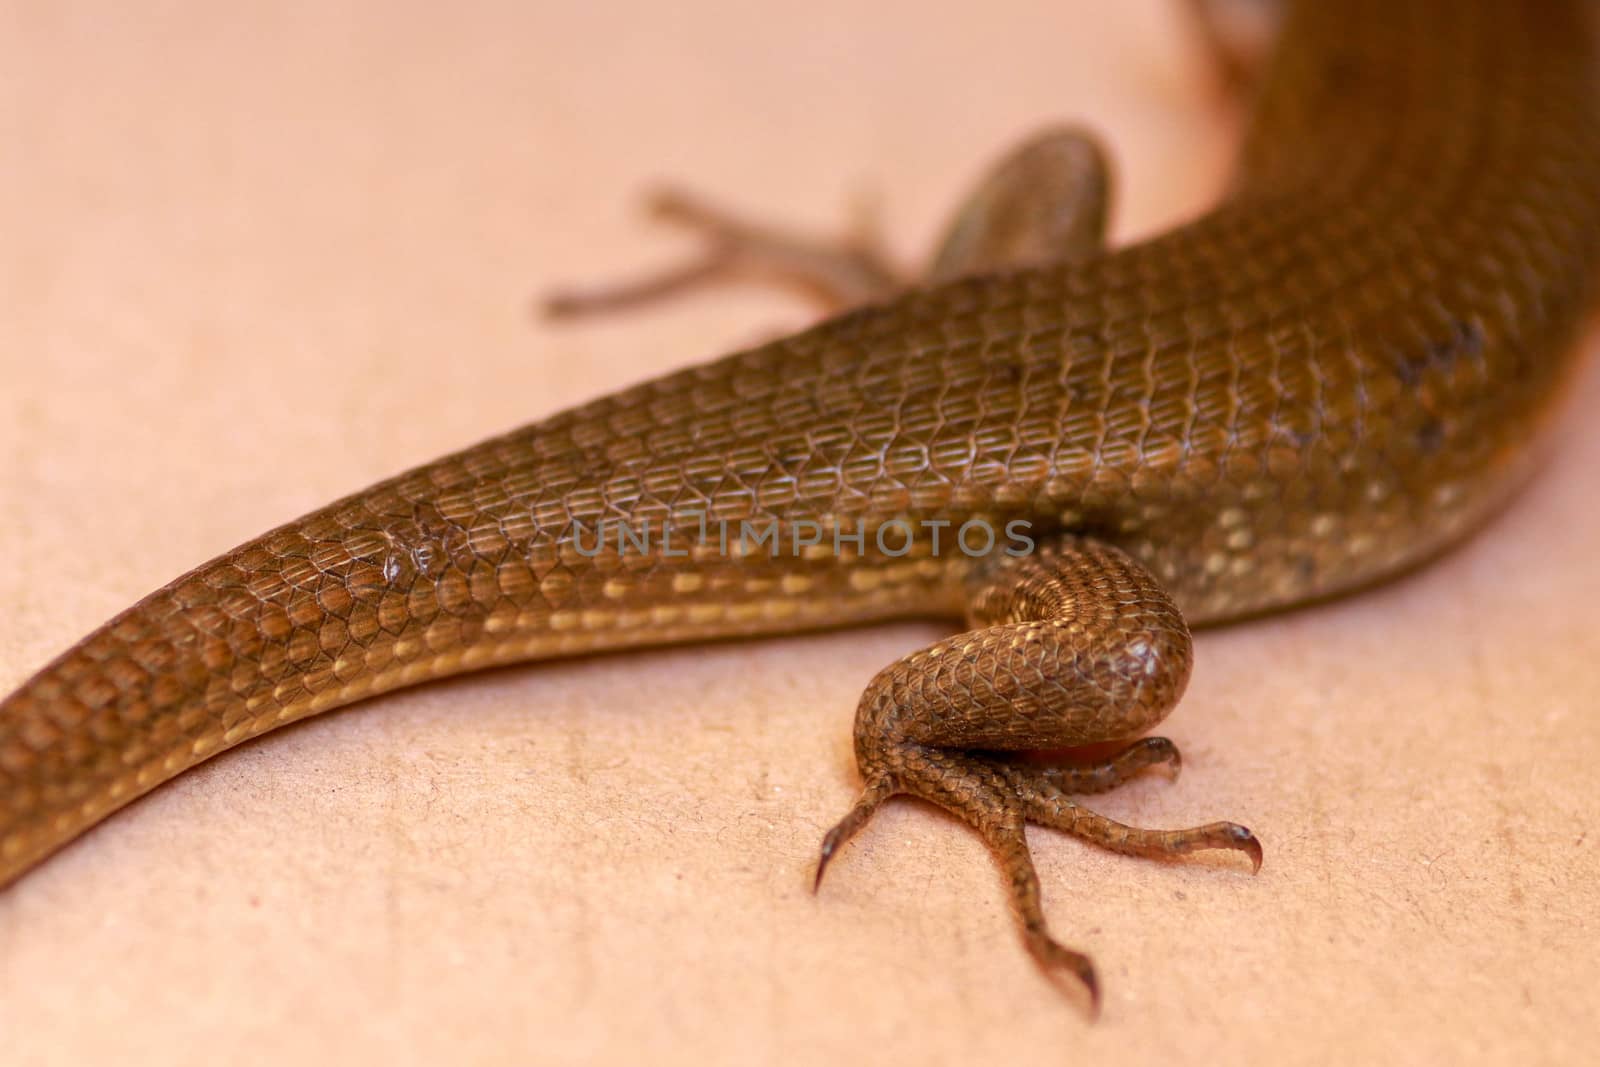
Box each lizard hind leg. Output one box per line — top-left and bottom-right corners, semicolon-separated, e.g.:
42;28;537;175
814;536;1260;1012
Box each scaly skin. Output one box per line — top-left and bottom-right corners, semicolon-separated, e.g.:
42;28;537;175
3;0;1599;1010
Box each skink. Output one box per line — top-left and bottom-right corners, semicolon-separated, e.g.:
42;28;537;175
4;0;1598;1012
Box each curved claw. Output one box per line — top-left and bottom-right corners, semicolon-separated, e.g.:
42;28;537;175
1025;928;1101;1018
1100;735;1183;786
1227;823;1264;873
813;828;842;893
813;778;894;893
1166;819;1264;872
1148;737;1183;783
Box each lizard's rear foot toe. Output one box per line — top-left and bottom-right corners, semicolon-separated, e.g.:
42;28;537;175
1022;921;1101;1017
1010;735;1183;794
1002;757;1263;872
813;775;895;892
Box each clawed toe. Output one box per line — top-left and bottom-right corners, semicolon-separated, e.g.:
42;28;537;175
1023;925;1101;1017
1010;764;1263;872
1024;735;1183;794
1223;822;1263;873
542;183;902;320
813;776;895;892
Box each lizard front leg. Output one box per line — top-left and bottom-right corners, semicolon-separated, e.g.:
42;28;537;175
814;536;1261;1015
541;124;1112;317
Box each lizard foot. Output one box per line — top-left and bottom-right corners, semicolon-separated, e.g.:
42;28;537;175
814;741;1259;1017
541;184;900;318
812;535;1261;1015
540;124;1114;321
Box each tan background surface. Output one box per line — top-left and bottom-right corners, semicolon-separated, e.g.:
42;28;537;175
2;2;1598;1064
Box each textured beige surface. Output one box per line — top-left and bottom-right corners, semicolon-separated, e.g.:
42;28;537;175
1;2;1597;1065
